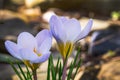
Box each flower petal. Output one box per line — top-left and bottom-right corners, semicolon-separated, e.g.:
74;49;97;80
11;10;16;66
5;40;22;60
75;19;93;41
50;15;66;43
19;48;38;61
35;29;52;47
61;18;81;42
31;51;50;63
17;32;37;50
38;35;52;54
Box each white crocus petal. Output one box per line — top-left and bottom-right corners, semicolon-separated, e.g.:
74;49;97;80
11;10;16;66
38;36;52;54
75;19;93;42
50;15;67;43
5;41;22;60
61;18;81;42
19;48;38;61
35;29;51;47
32;51;51;63
17;32;37;50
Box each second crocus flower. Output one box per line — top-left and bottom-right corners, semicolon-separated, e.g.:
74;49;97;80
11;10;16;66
50;15;93;59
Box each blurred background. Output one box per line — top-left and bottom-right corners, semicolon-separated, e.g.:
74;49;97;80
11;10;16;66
0;0;120;80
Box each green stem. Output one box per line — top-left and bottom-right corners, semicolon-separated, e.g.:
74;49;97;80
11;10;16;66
32;69;37;80
62;58;67;80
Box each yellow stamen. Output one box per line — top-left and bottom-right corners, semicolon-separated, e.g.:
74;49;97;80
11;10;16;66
34;48;37;53
37;53;42;56
33;48;42;57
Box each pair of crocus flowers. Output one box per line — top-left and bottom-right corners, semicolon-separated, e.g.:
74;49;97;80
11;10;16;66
5;15;93;70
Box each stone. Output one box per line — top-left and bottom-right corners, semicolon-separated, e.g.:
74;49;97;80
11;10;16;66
88;24;120;56
42;10;55;22
0;18;36;53
18;7;41;20
25;0;45;8
79;17;110;31
98;57;120;80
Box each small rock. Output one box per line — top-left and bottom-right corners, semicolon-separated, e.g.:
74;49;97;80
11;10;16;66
98;57;120;80
88;24;120;56
19;7;41;19
42;10;56;22
25;0;45;8
0;18;36;53
79;18;110;31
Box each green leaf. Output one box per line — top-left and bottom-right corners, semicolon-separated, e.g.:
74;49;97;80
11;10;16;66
50;55;56;80
25;65;32;80
67;47;81;80
17;63;27;80
47;56;51;80
55;57;60;76
0;53;21;63
8;60;23;80
67;61;73;80
73;58;82;79
63;45;71;71
58;61;62;80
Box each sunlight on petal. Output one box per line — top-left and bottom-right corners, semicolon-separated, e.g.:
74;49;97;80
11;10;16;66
50;15;67;43
35;29;51;47
75;19;93;42
38;37;52;54
17;32;37;50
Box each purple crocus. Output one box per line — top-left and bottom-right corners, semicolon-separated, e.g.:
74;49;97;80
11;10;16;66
50;15;93;59
5;29;52;70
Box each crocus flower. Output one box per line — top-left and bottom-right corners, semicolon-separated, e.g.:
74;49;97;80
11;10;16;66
50;15;93;59
5;29;52;70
